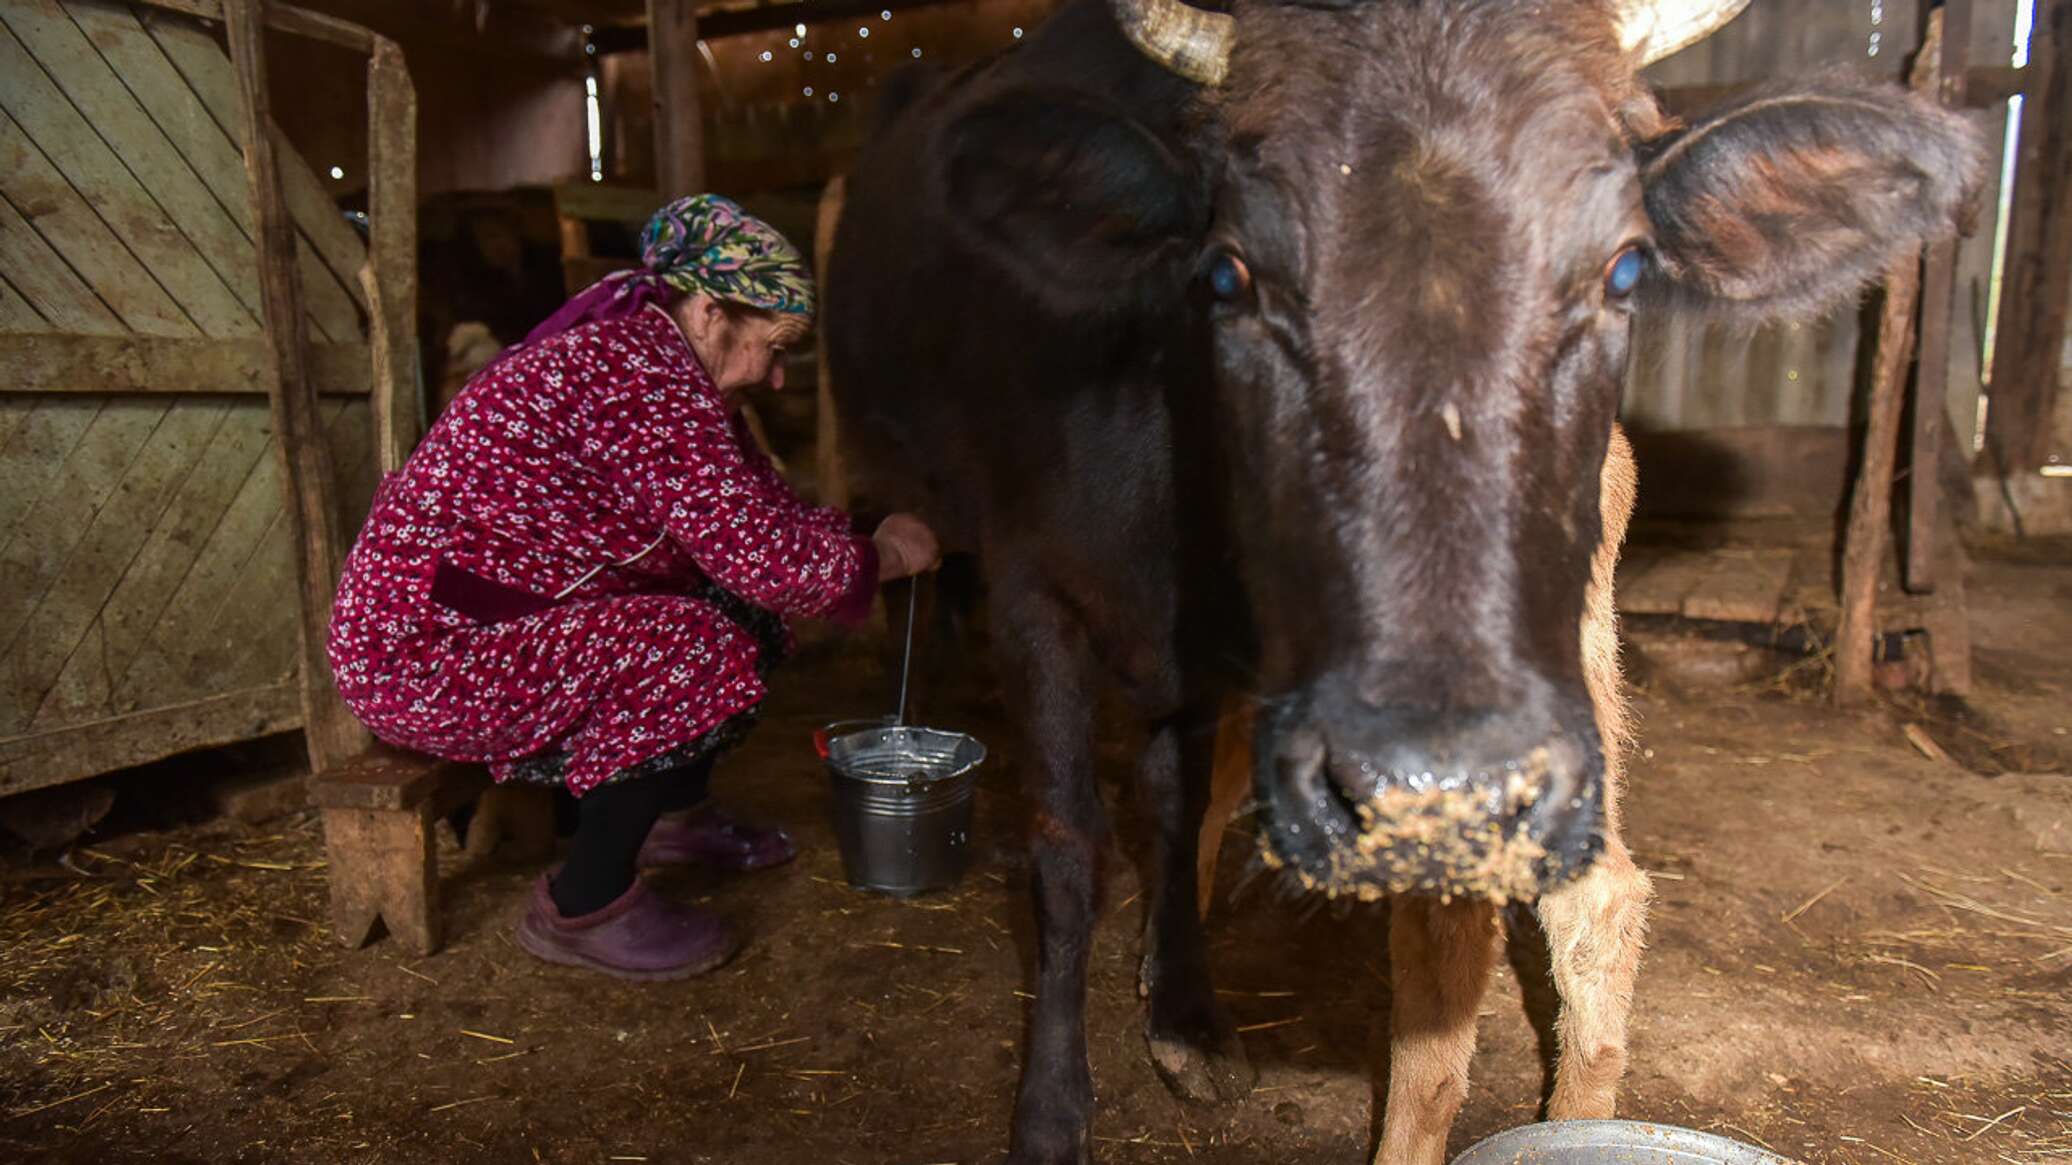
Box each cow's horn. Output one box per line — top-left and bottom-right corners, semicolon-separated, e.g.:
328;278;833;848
1110;0;1235;86
1615;0;1751;65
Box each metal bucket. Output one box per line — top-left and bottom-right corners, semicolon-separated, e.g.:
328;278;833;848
816;722;987;897
1450;1120;1799;1165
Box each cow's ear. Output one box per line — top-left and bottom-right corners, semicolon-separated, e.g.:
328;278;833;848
941;87;1205;314
1638;78;1983;326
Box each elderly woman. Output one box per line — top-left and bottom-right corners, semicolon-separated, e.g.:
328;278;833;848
328;195;937;980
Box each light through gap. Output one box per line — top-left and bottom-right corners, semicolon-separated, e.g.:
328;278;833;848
584;74;603;182
1978;0;2039;453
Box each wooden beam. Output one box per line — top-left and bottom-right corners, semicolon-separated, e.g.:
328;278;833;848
1837;15;1941;706
554;180;664;225
139;0;582;66
1905;0;1971;593
814;174;848;510
591;0;967;50
1837;255;1925;706
0;684;300;798
647;0;705;198
1984;0;2071;473
224;0;370;775
1968;64;2028;106
364;36;419;475
0;334;368;395
137;0;373;52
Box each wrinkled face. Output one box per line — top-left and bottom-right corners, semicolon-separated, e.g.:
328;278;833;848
1208;3;1644;901
678;294;810;398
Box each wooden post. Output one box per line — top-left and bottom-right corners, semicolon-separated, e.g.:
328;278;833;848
1983;0;2071;473
1837;258;1924;705
1836;15;1941;706
364;36;419;476
814;175;849;510
646;0;704;197
1904;0;1971;593
223;0;370;771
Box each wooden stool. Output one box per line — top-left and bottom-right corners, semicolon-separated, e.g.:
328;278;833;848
311;747;487;956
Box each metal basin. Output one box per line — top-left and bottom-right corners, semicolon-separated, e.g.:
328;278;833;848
1450;1120;1799;1165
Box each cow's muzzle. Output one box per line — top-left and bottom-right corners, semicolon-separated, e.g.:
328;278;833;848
1256;685;1604;903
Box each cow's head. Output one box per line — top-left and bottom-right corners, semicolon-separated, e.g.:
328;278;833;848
945;0;1981;901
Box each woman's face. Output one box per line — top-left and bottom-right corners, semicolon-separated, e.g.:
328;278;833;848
675;294;809;399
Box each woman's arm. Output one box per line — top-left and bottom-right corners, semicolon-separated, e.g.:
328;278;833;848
603;389;877;622
727;412;852;534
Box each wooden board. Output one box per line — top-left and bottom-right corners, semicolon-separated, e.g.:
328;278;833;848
67;397;271;707
0;112;197;336
0;0;409;789
61;0;362;341
0;396;98;553
0;191;126;334
3;2;264;319
0;399;171;679
24;397;231;729
1984;0;2070;470
138;5;368;322
1679;548;1797;624
3;395;372;741
223;0;368;773
1;332;369;395
0;264;48;329
0;21;255;337
1616;547;1730;617
365;36;418;473
0;682;298;795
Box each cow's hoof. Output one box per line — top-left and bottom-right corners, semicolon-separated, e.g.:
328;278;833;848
1146;1026;1255;1104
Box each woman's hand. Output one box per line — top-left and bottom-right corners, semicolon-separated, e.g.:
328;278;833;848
872;513;941;581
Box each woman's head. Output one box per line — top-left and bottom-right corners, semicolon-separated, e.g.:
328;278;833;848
674;294;808;396
639;194;815;398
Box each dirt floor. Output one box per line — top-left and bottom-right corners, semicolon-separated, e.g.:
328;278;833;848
2;541;2068;1165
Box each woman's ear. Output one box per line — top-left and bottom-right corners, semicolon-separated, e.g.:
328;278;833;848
675;292;724;347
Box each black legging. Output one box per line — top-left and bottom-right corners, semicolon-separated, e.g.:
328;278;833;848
550;757;713;917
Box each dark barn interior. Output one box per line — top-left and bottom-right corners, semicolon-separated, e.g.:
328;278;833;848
1;1;2069;1163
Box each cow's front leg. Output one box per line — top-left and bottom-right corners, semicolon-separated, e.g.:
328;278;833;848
1137;715;1254;1103
1000;589;1107;1165
1537;835;1650;1119
1377;897;1500;1165
1538;420;1651;1120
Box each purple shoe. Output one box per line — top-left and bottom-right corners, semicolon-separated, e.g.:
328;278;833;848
515;876;738;981
638;805;797;873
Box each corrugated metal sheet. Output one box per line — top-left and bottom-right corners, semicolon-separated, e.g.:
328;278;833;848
1626;0;2019;447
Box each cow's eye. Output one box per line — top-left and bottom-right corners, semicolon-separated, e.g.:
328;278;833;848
1604;245;1648;300
1207;250;1252;303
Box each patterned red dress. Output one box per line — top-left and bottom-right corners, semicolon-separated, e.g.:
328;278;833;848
327;305;876;796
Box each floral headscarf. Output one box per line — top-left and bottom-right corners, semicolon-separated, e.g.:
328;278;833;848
641;194;814;317
520;193;813;348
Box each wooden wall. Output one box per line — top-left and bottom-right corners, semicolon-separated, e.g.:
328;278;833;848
261;0;588;198
0;0;379;795
1630;0;2022;443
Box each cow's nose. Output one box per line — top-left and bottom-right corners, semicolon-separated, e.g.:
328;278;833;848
1259;694;1603;902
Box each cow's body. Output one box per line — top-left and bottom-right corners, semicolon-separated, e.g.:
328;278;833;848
828;2;1978;1160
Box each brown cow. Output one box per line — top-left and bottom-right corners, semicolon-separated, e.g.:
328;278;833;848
826;1;1981;1159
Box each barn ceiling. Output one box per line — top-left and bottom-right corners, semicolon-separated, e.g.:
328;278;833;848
420;0;975;35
